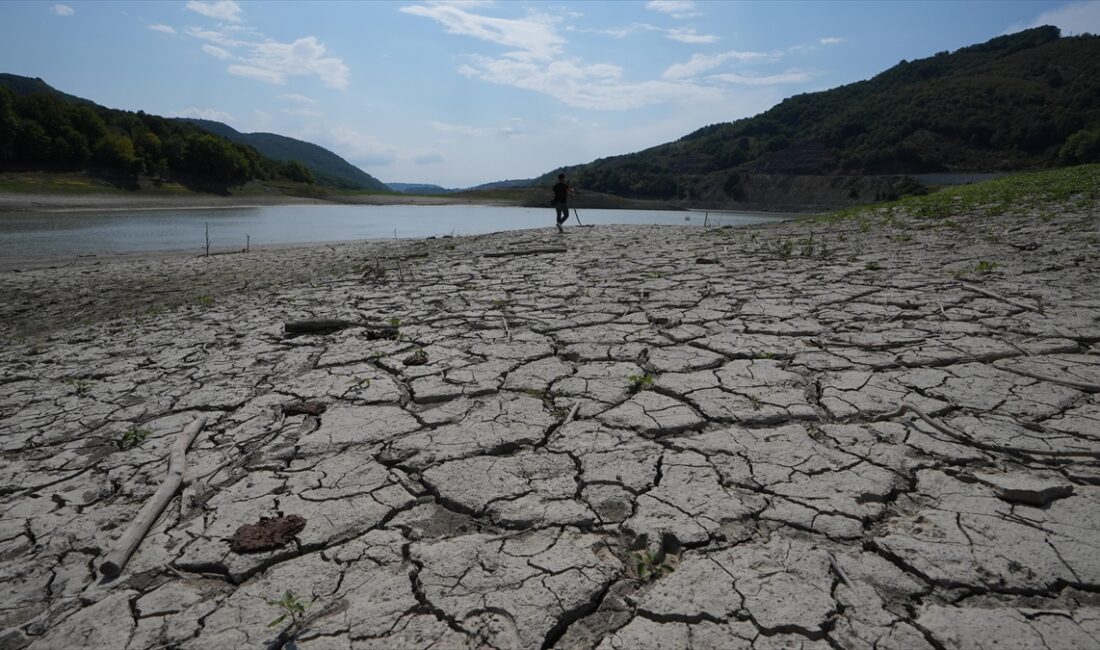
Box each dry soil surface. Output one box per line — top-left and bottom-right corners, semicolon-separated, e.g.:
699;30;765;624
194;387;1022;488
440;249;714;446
1;203;1099;650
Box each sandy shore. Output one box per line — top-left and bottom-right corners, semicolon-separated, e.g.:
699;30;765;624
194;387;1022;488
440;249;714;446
2;203;1099;649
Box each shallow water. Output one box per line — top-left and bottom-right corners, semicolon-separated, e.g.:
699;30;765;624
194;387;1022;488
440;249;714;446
0;204;790;259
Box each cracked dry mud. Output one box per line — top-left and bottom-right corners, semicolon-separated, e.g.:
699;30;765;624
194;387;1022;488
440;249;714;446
1;202;1099;650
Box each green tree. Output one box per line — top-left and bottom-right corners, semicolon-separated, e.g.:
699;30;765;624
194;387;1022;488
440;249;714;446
281;160;314;184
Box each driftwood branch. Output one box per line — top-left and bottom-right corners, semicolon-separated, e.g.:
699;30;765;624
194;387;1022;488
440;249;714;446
283;319;399;338
991;361;1100;393
101;416;207;578
877;403;1099;460
483;247;567;258
959;283;1044;314
562;402;581;427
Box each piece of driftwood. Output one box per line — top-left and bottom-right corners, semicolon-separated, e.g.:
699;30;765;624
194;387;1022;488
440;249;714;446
878;403;1099;460
562;402;581;427
483;247;567;258
283;319;399;338
101;416;207;578
959;283;1044;314
991;361;1100;393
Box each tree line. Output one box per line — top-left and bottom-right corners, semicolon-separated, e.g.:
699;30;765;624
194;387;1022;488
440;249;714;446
0;85;313;188
540;27;1100;201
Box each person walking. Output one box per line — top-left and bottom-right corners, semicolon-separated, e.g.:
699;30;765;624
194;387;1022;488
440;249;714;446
551;173;572;234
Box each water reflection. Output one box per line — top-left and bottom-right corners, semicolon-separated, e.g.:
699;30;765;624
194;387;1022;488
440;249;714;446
0;204;792;259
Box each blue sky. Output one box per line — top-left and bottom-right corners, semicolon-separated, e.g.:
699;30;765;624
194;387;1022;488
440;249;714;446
2;1;1098;187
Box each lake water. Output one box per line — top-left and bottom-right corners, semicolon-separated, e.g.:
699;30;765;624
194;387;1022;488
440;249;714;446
0;204;792;260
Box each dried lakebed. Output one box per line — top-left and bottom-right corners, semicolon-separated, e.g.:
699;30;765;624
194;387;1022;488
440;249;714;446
1;206;1099;650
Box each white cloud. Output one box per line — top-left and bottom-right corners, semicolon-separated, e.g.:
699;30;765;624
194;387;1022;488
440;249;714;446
188;27;350;88
662;50;777;80
431;121;494;137
247;37;349;88
280;93;317;105
186;1;243;23
400;3;564;60
202;44;231;59
406;4;721;110
665;27;717;44
430;119;526;138
186;26;246;48
226;64;284;85
1019;1;1100;35
50;4;74;16
645;1;700;19
820;36;844;45
170;107;234;122
149;24;177;34
710;68;814;86
461;54;722;110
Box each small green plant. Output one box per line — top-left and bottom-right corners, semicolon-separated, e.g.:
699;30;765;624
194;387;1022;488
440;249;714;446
144;304;167;317
404;348;429;366
974;260;999;274
118;427;151;450
491;298;511;309
628;373;655;390
64;377;94;395
352;377;372;389
858;220;871;233
630;550;675;582
267;590;309;630
864;261;883;271
195;294;215;308
387;316;402;328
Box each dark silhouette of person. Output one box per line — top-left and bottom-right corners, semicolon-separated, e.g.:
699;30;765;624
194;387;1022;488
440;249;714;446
552;173;572;233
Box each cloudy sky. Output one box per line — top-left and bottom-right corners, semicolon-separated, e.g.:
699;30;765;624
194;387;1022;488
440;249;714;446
2;0;1098;187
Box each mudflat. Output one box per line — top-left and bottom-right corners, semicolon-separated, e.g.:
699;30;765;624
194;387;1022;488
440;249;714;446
1;200;1098;649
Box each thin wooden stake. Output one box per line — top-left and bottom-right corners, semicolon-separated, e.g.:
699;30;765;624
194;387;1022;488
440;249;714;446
100;416;207;578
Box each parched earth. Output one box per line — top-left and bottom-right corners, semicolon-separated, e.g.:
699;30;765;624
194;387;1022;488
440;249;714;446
1;203;1099;650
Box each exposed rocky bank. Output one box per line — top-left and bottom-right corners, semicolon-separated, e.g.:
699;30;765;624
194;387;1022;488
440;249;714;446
1;202;1099;649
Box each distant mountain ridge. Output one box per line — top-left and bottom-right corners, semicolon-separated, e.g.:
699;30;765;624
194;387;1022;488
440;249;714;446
386;182;455;194
537;26;1100;208
178;118;388;192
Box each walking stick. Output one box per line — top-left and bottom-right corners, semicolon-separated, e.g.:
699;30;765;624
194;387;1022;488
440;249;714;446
572;207;583;225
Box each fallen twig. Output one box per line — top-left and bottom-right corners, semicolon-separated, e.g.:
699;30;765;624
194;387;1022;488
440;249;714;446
283;319;399;338
483;247;567;258
960;283;1044;314
101;416;207;578
991;361;1100;393
562;402;581;427
877;403;1099;459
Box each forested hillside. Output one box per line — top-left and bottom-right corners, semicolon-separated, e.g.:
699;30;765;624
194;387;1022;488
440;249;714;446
0;75;315;190
179;118;389;191
541;27;1100;204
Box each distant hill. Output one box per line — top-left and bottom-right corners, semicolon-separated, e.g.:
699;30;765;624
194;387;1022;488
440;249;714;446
467;178;536;191
0;74;315;191
179;118;388;192
538;26;1100;208
387;182;455;194
0;73;97;107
